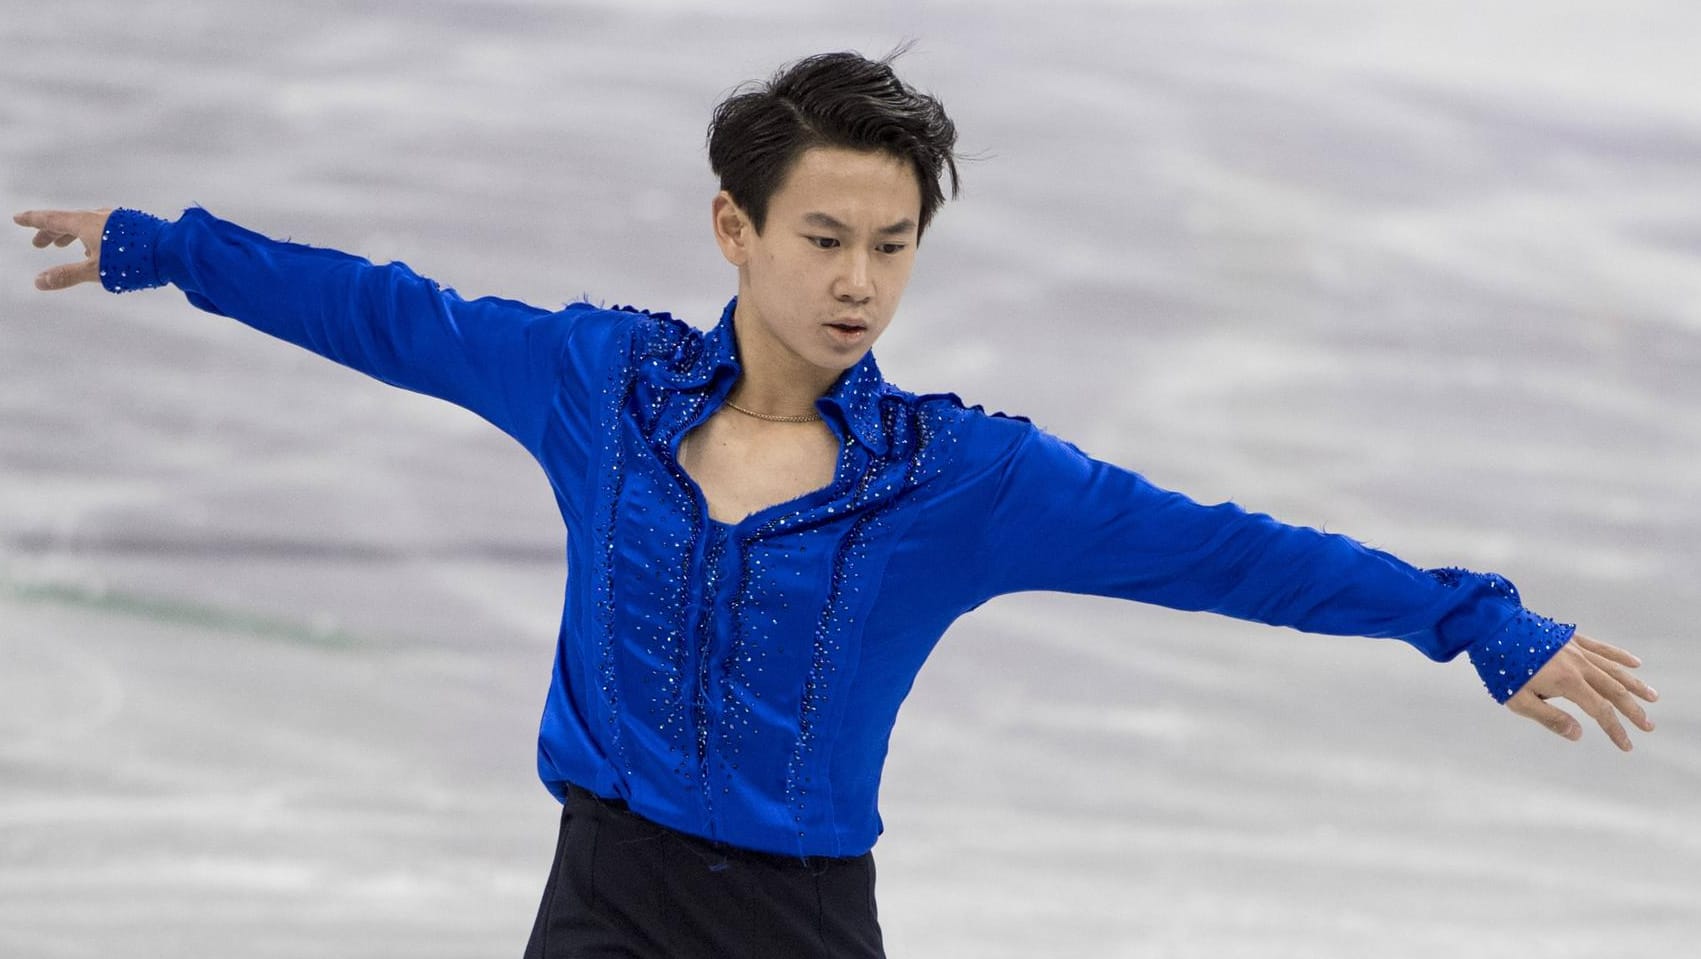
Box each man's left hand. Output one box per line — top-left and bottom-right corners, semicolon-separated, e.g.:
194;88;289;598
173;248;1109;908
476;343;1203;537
1506;632;1657;751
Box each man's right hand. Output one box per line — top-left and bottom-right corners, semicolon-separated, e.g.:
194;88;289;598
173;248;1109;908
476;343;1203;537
13;208;113;291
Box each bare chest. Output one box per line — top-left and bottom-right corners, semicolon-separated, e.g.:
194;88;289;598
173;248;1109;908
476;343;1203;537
675;414;841;526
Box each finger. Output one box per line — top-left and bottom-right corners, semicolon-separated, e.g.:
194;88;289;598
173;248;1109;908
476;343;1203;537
1507;693;1582;741
14;210;82;234
31;229;72;249
35;258;99;291
1572;633;1641;669
1585;663;1655;733
1585;649;1659;703
1573;681;1634;752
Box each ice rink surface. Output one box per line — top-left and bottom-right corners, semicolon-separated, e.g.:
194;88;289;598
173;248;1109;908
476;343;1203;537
2;1;1698;955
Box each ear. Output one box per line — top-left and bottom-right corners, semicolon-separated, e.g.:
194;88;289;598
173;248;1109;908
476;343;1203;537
711;190;752;267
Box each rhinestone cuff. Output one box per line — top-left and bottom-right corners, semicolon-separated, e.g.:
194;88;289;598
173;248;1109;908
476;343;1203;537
1427;566;1575;703
1468;608;1576;704
99;207;169;293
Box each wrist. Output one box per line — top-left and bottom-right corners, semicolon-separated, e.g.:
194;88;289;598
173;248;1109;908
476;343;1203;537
99;208;170;293
1467;607;1576;703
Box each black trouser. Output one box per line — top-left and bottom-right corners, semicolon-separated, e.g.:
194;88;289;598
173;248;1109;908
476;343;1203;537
524;784;885;958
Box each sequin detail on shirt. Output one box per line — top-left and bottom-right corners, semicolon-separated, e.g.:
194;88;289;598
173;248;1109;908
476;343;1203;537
588;302;961;851
98;208;169;293
1432;566;1577;702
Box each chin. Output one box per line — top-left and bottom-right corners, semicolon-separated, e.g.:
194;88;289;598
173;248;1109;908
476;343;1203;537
799;331;877;367
811;352;865;374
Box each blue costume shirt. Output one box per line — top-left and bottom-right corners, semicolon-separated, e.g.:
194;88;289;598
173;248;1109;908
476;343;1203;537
99;207;1574;859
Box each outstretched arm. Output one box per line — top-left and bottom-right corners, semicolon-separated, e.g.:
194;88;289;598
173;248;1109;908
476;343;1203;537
952;418;1657;750
14;206;584;451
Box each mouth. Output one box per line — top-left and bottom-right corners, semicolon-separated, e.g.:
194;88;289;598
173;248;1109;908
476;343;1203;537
825;319;869;334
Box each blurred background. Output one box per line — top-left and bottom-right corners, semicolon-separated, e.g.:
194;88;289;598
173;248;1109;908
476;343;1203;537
2;1;1697;956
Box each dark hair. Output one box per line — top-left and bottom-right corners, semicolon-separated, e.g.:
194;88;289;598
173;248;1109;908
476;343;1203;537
707;47;961;242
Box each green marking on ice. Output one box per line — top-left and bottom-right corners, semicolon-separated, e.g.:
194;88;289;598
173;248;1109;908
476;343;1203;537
0;577;357;649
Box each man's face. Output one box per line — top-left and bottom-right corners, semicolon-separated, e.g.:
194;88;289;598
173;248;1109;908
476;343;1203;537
715;145;922;377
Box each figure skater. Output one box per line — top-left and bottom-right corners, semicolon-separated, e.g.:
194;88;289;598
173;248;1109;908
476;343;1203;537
14;49;1657;959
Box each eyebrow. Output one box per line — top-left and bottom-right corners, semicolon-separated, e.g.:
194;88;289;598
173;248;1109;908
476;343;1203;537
803;212;916;237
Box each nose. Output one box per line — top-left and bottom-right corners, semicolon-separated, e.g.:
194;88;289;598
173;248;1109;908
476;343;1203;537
835;250;872;304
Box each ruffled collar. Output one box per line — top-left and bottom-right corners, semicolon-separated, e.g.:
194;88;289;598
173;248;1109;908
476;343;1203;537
639;297;891;456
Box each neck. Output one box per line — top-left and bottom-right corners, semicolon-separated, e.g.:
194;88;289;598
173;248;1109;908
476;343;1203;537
727;301;846;419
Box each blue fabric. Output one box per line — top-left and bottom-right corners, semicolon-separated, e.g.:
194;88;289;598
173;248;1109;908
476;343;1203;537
98;207;169;293
104;206;1574;858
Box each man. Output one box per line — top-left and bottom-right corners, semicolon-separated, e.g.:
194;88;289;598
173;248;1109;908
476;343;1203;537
15;50;1657;957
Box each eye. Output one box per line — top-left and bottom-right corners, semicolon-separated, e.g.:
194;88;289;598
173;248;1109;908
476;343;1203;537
878;243;909;255
808;236;840;249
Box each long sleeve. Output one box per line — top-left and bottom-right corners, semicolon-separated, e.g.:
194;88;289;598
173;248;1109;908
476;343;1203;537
953;418;1573;703
99;206;587;451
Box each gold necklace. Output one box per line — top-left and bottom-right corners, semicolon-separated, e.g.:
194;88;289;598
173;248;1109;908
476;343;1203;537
724;398;822;423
